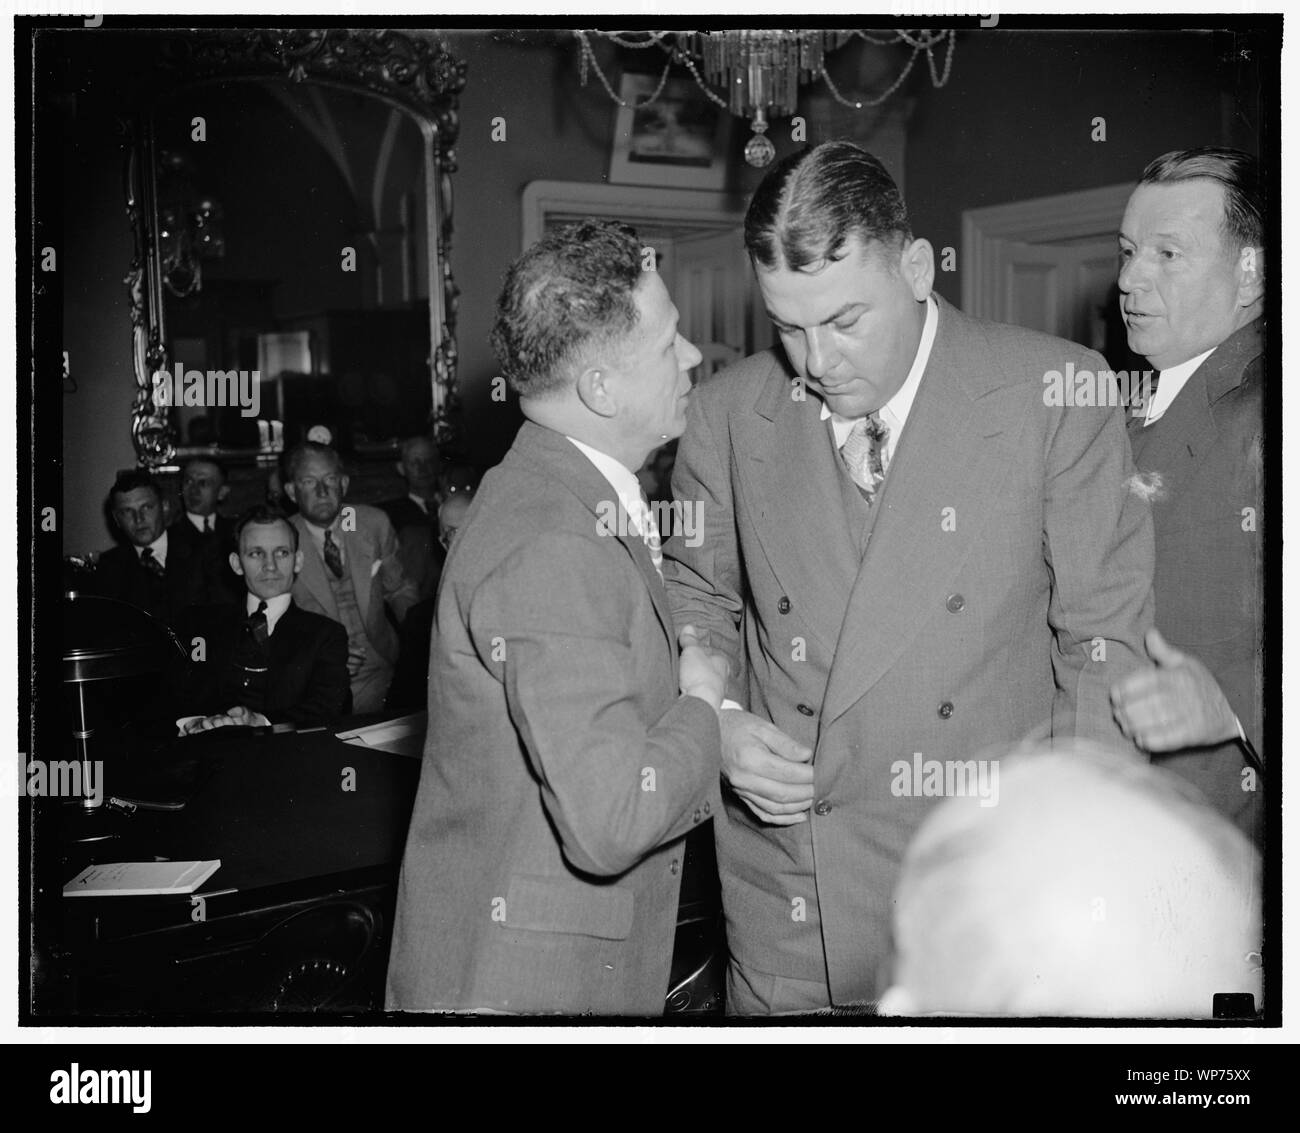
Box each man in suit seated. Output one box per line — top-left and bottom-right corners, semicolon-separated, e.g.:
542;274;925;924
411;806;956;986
878;742;1261;1018
165;457;242;608
93;469;213;627
386;220;727;1014
283;442;418;714
379;434;442;536
176;506;351;733
1108;147;1266;848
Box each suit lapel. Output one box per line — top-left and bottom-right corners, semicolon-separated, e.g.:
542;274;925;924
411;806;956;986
344;519;376;626
822;299;1022;726
732;361;862;656
291;517;338;616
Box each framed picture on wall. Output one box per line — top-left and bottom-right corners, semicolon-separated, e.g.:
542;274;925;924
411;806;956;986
609;73;732;190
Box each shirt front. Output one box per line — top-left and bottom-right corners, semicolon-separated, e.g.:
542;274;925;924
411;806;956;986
185;511;216;534
408;493;431;516
303;517;346;568
247;591;292;637
134;530;169;568
1142;347;1215;427
820;294;938;468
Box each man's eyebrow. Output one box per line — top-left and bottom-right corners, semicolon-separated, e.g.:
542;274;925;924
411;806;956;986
767;302;865;328
1118;228;1195;245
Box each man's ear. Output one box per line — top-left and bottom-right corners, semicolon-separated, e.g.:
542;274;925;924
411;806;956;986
292;549;304;576
339;473;351;499
900;238;935;302
229;551;244;577
217;483;230;504
1237;245;1264;308
574;367;618;419
284;481;298;504
394;460;406;479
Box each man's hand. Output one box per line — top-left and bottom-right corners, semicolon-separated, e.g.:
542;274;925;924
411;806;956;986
720;709;814;826
678;625;729;709
224;705;271;728
346;647;366;676
1111;627;1239;751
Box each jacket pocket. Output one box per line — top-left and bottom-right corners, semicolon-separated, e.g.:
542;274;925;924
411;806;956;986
504;875;634;940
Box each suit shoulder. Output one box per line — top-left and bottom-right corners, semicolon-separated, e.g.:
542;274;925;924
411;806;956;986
956;309;1106;377
286;603;348;643
692;348;788;409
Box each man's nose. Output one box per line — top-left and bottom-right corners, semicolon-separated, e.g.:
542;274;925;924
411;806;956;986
804;327;835;379
678;334;703;371
1117;252;1148;294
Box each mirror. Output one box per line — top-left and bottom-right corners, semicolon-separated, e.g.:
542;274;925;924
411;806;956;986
125;29;466;470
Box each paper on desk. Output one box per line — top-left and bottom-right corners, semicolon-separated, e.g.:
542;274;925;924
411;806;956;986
63;859;221;898
336;712;426;757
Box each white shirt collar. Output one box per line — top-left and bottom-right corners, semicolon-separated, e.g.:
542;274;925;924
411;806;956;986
302;516;342;557
566;437;653;538
820;295;938;461
186;511;215;533
1142;347;1216;427
408;492;430;515
135;529;169;565
247;591;293;636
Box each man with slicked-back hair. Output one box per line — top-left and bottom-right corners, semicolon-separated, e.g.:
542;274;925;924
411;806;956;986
663;141;1155;1013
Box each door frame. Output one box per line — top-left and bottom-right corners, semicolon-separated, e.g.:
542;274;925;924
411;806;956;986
961;182;1135;322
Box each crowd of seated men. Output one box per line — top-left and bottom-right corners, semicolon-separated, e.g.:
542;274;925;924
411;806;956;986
79;439;475;738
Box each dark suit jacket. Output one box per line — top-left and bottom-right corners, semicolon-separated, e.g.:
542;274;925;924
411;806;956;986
386;422;722;1015
664;295;1155;1005
175;600;351;728
379;495;433;534
92;539;208;626
166;515;243;607
1128;317;1264;844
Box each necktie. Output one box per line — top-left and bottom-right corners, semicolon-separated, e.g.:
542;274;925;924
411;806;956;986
839;412;890;503
323;528;344;579
140;546;166;577
206;516;215;533
246;600;270;649
633;491;663;580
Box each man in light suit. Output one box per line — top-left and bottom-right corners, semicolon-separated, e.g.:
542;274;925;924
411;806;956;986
1109;147;1266;848
386;220;727;1015
284;442;418;714
663;141;1155;1013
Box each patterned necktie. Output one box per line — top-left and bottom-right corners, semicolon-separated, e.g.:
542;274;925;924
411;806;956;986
139;546;166;577
237;600;270;675
633;491;663;580
322;528;344;579
839;412;890;503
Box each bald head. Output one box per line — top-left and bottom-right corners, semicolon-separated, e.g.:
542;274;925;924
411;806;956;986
881;742;1261;1018
438;494;471;550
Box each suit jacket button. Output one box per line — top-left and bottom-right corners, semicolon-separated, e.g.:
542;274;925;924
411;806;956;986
702;801;711;815
814;799;832;816
946;593;965;613
796;703;814;716
692;808;702;823
777;596;792;614
938;701;954;719
670;859;680;875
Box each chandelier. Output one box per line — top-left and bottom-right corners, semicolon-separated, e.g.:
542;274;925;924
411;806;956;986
576;29;956;167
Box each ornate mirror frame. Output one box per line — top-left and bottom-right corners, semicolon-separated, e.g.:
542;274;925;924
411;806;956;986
123;28;467;467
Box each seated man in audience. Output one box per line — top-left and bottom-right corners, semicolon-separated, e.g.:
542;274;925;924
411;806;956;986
93;470;210;626
165;456;242;607
176;506;351;733
284;441;418;714
878;741;1262;1018
380;434;442;534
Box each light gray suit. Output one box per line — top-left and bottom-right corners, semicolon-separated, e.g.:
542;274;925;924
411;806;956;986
290;504;418;713
664;295;1155;1009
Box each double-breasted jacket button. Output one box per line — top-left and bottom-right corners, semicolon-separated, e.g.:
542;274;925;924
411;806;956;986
938;701;954;719
796;703;814;716
777;596;792;614
702;801;711;816
692;808;702;824
946;593;965;613
670;859;681;875
813;799;832;816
